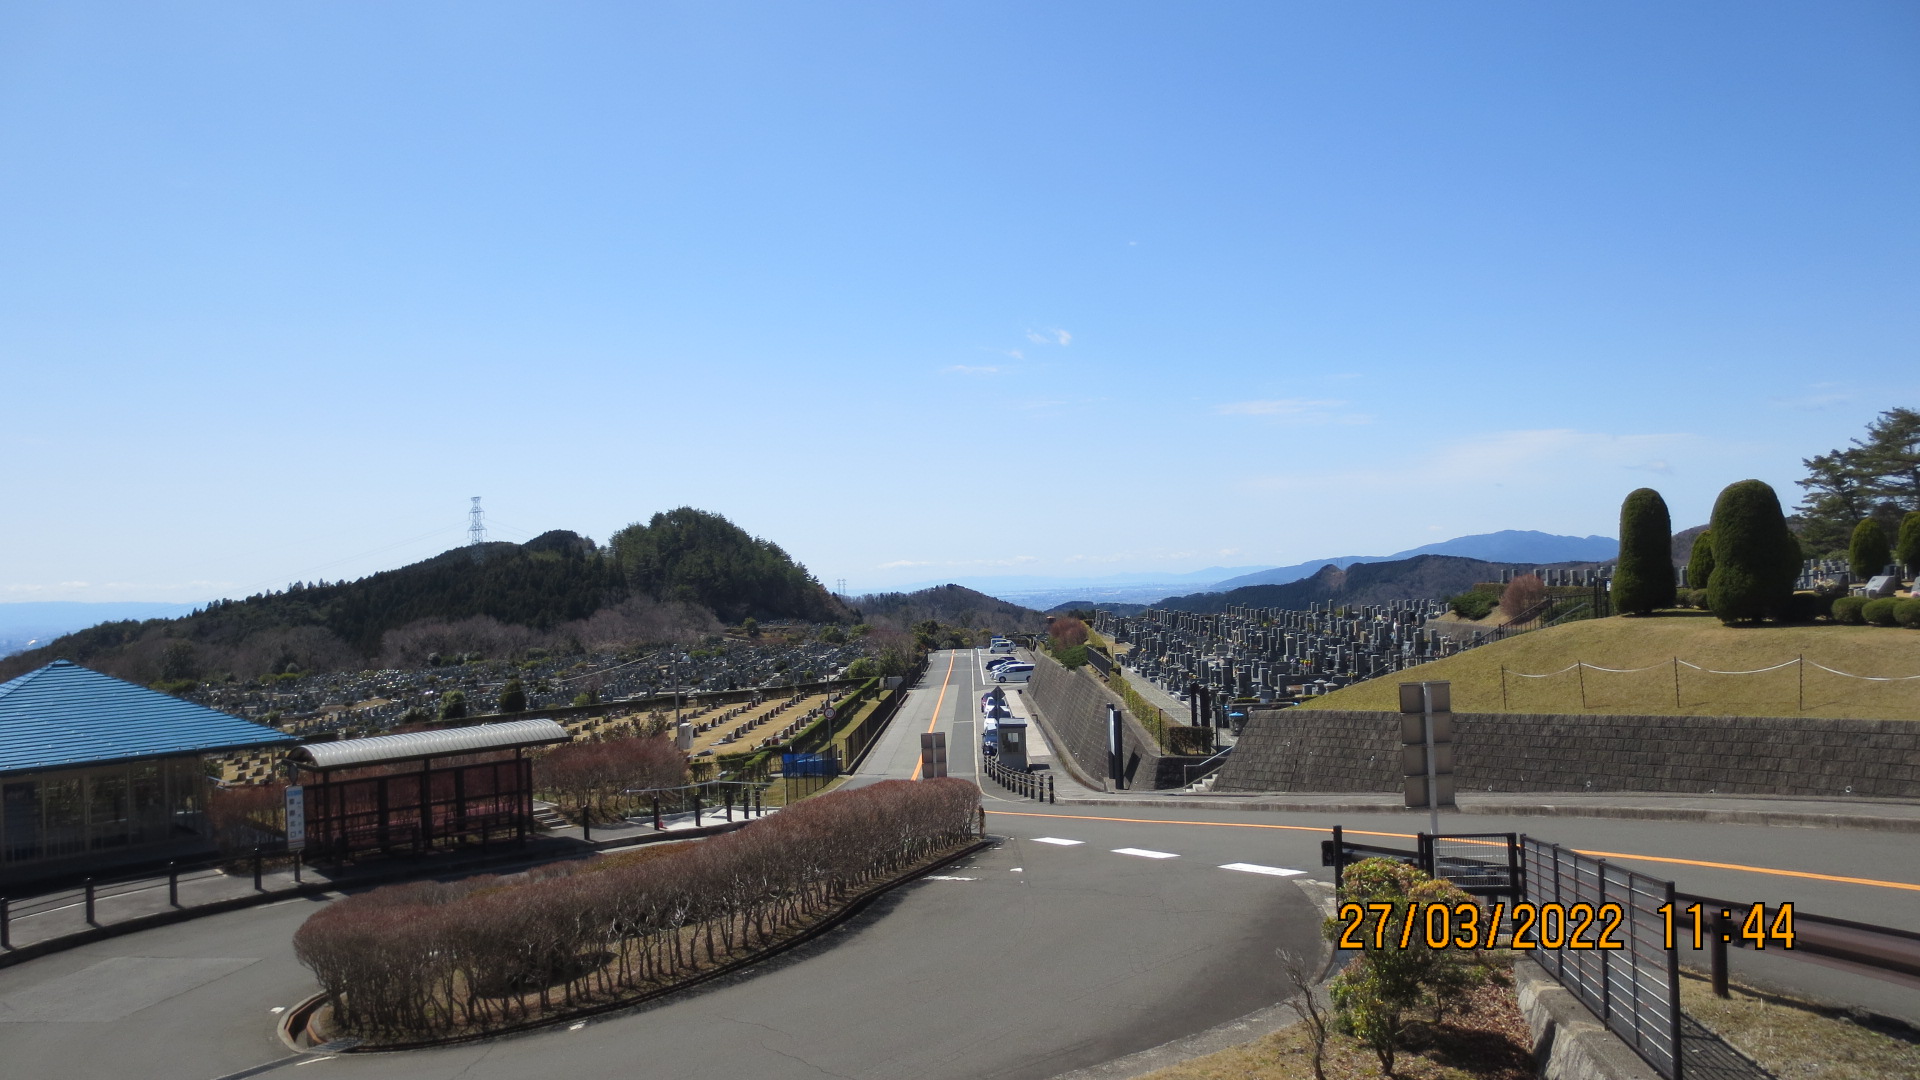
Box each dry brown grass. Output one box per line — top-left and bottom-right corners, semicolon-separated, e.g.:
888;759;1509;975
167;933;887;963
1305;615;1920;718
1138;965;1534;1080
1680;971;1920;1080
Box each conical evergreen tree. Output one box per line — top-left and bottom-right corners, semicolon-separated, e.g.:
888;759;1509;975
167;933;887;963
1849;519;1891;581
1707;480;1797;624
1687;530;1715;592
1897;512;1920;574
1613;488;1676;615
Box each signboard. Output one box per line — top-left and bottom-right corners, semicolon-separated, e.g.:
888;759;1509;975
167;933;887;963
285;786;306;852
783;752;838;777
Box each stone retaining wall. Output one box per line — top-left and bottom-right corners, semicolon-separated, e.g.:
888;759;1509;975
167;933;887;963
1214;708;1920;797
1026;652;1202;789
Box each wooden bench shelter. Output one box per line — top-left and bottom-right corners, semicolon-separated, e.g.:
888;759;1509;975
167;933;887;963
287;718;569;862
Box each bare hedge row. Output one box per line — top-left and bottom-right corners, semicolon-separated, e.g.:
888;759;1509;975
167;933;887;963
293;778;980;1042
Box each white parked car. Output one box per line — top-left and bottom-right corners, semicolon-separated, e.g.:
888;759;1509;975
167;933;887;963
994;663;1034;683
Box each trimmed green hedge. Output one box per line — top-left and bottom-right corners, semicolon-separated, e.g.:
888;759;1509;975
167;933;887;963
1863;598;1900;627
1830;596;1867;625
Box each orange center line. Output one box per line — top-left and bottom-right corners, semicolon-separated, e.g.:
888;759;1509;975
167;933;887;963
983;809;1920;894
908;650;958;781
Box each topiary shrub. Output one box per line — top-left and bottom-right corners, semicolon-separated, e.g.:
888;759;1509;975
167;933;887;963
1614;488;1677;614
1708;480;1798;624
1894;598;1920;629
1690;588;1711;610
1786;592;1829;623
1898;512;1920;575
1850;519;1892;582
1863;598;1900;627
1687;530;1715;592
1830;596;1868;625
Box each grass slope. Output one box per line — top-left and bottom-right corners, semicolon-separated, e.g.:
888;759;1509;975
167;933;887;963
1304;613;1920;719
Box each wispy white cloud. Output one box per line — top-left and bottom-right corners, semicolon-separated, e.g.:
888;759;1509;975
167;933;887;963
1215;398;1372;424
1026;328;1071;346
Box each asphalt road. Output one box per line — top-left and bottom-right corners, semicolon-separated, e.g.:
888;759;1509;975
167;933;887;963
2;649;1916;1080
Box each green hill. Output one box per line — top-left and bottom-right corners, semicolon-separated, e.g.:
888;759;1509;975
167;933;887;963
1;508;847;683
1305;613;1920;719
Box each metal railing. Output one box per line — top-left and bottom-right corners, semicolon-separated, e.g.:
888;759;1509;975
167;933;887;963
1674;890;1920;996
617;779;769;833
982;756;1055;803
1181;744;1235;788
1523;837;1682;1080
1321;827;1523;900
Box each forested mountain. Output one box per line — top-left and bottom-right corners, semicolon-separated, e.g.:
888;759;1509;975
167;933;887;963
0;509;846;683
850;585;1045;636
1156;554;1601;613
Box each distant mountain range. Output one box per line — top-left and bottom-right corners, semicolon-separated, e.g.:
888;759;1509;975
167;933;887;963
1207;530;1619;591
1157;553;1610;614
945;531;1618;610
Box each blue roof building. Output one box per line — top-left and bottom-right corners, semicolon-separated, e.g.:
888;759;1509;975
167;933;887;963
0;660;296;880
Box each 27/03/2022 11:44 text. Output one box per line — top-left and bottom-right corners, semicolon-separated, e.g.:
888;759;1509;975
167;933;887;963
1333;901;1797;951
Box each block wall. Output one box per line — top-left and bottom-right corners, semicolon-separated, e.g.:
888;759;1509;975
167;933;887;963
1213;709;1920;798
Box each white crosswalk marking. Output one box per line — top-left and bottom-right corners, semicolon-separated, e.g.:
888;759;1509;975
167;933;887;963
1112;848;1179;859
1030;837;1083;846
1220;862;1305;877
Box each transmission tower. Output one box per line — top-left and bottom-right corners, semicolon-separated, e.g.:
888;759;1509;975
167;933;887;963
468;496;487;556
836;578;847;597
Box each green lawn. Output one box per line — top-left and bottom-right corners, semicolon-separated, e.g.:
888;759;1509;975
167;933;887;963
1305;613;1920;718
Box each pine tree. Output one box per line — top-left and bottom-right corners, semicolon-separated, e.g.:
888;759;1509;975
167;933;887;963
1850;519;1891;581
1613;488;1676;615
1708;481;1798;624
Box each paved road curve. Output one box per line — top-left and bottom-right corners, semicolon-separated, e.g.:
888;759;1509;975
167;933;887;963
3;649;1917;1079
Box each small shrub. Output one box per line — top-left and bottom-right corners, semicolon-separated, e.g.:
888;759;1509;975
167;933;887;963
1783;592;1824;623
1863;597;1900;627
1447;587;1498;620
1894;598;1920;629
1690;588;1711;609
1830;596;1868;625
1500;574;1547;620
1051;643;1088;669
438;690;467;720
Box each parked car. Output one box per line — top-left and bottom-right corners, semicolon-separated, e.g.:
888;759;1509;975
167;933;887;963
988;640;1017;654
994;663;1034;683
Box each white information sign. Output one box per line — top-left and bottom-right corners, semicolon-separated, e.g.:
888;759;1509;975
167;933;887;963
285;785;306;852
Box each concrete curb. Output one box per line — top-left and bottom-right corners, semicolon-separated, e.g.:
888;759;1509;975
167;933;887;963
316;837;997;1052
1515;958;1662;1080
1033;794;1920;832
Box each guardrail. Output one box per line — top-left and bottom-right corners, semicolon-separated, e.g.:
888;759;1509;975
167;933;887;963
983;755;1055;803
1673;891;1920;996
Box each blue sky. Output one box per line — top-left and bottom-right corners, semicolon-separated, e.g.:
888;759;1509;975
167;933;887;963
3;2;1915;602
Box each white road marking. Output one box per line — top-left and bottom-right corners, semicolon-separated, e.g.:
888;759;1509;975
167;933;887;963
924;876;977;881
1029;837;1083;846
1112;848;1179;859
270;1006;286;1014
1009;868;1024;872
1220;862;1305;877
569;1022;587;1030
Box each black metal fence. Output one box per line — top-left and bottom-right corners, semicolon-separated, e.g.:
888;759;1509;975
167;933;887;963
1321;826;1523;899
1522;837;1682;1080
617;779;769;830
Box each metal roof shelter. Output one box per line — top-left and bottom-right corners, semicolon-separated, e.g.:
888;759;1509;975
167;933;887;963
0;660;295;877
0;659;296;777
288;719;572;862
289;718;568;772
